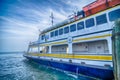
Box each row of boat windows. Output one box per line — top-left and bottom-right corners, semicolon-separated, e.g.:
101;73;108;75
41;8;120;39
50;8;120;38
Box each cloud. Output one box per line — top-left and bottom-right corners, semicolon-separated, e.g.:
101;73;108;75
0;16;38;30
61;0;96;11
0;0;96;52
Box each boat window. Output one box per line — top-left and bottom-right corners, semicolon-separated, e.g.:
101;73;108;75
85;18;95;28
59;28;63;35
64;26;69;34
96;14;107;25
70;24;76;32
108;9;120;21
50;31;54;37
77;21;84;30
55;30;58;36
41;35;45;40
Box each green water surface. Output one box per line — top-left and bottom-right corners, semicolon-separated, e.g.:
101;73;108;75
0;53;96;80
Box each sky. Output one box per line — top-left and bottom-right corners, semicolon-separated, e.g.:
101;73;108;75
0;0;95;52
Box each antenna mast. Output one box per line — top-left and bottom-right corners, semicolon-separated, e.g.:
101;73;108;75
50;12;54;26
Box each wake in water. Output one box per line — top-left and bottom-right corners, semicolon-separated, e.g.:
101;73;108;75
65;72;78;79
64;70;99;80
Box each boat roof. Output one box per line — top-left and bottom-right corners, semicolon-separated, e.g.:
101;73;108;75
40;19;70;34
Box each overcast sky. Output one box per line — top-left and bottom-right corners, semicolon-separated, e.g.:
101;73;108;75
0;0;95;52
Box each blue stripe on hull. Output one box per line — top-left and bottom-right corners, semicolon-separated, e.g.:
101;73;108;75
25;56;114;80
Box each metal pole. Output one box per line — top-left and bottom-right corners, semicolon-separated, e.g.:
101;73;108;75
50;12;54;26
112;19;120;80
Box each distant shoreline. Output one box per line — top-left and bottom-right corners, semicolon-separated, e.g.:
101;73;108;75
0;51;26;54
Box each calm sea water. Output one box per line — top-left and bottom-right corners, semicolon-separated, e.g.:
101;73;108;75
0;53;96;80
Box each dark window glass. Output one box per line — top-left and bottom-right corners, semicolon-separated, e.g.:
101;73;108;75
85;18;95;28
70;24;76;32
77;21;84;30
50;31;54;37
109;9;120;21
55;30;58;36
41;35;45;40
59;28;63;35
64;26;69;34
96;14;107;25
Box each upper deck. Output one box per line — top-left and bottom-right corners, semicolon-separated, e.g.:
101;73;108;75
31;5;120;46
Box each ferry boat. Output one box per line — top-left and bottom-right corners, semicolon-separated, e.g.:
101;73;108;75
24;0;120;79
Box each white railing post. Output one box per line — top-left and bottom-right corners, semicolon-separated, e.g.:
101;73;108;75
49;45;52;54
107;37;112;54
68;37;73;54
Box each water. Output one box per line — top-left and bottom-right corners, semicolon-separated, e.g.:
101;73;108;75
0;52;96;80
